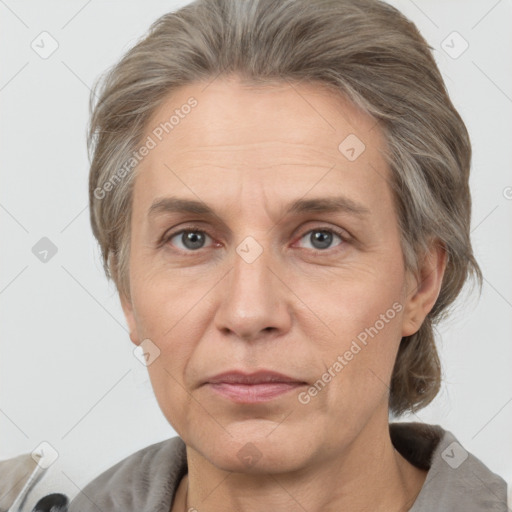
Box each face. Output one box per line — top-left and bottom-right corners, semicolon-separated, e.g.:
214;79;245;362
121;75;440;474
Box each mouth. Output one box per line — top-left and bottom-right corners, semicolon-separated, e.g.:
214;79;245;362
203;370;307;403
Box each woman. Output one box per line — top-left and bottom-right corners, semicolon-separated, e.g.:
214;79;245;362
69;0;508;510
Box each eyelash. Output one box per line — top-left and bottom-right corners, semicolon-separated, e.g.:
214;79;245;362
161;224;350;255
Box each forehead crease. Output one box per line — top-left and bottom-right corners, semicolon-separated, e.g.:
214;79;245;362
160;140;340;161
147;194;371;224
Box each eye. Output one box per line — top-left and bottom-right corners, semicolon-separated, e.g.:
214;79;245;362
165;228;214;252
162;226;349;254
295;228;346;252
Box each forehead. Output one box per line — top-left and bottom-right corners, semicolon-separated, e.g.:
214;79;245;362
142;76;384;155
133;76;392;218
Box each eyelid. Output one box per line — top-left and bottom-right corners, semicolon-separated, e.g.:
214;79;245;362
161;223;352;253
292;225;350;253
295;224;351;242
160;225;216;250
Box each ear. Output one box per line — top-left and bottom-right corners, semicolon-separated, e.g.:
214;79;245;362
120;291;140;346
110;252;140;346
401;240;447;337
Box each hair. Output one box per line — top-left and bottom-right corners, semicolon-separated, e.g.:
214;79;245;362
87;0;482;415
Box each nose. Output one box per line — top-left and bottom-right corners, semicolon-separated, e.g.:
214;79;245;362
213;242;292;342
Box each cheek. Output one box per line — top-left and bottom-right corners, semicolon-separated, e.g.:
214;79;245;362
128;267;217;426
130;263;199;337
308;259;406;399
307;255;405;345
135;293;198;434
131;277;199;372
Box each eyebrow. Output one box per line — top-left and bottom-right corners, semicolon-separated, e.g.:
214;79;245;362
148;196;371;221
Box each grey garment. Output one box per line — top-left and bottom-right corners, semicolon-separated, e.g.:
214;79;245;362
390;423;508;511
69;422;508;512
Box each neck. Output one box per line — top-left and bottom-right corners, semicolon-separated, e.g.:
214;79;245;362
172;413;427;512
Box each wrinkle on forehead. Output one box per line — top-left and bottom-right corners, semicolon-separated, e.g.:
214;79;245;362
140;74;382;155
132;76;393;233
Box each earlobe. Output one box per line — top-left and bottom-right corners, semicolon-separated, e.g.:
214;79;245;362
111;253;140;346
120;292;140;346
401;241;447;337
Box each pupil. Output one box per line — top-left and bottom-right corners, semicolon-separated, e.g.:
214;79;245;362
183;231;204;250
180;230;333;251
312;231;332;249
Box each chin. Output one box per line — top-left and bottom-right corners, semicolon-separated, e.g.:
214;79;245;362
193;422;315;474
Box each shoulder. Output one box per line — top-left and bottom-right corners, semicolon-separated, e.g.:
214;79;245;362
69;436;187;512
391;422;508;512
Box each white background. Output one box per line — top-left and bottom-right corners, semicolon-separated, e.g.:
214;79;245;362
1;0;511;507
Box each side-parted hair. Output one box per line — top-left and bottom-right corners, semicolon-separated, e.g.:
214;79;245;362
87;0;482;415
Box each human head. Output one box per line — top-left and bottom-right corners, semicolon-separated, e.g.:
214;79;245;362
87;0;481;416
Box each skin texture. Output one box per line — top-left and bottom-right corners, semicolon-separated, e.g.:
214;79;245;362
120;75;446;512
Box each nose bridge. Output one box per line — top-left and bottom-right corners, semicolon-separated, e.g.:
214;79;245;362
214;237;290;340
233;239;273;297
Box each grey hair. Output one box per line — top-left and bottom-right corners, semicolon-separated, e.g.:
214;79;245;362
87;0;482;415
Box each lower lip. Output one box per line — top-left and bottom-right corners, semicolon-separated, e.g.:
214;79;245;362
206;382;304;403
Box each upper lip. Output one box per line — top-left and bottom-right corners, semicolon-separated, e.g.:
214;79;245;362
205;370;306;385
